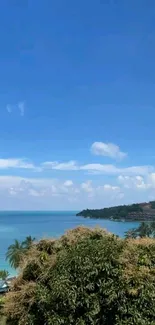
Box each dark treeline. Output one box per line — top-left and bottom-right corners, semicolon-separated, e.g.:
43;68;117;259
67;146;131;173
77;201;155;221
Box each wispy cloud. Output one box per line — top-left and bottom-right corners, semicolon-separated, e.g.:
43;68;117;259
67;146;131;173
91;142;127;160
6;104;12;113
6;101;25;117
18;101;25;116
42;160;78;170
0;156;153;177
0;158;35;170
41;160;153;176
80;163;153;176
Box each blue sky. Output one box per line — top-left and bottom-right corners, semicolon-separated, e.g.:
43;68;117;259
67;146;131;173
0;0;155;209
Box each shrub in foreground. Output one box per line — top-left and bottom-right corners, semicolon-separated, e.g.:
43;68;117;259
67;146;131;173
4;227;155;325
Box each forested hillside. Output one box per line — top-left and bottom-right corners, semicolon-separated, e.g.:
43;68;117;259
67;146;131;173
77;201;155;221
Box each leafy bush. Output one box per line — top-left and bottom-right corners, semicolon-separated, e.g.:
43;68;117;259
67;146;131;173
4;227;155;325
0;297;6;325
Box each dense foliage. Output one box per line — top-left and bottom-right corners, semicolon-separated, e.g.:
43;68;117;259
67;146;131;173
4;227;155;325
0;297;6;325
125;222;155;239
77;201;155;221
77;204;142;219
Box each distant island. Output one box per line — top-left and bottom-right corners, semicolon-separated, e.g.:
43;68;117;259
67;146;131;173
76;201;155;221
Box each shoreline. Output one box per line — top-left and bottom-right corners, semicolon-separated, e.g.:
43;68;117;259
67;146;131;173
77;216;153;222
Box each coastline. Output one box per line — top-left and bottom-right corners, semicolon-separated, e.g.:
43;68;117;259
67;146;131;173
76;201;155;222
77;215;153;222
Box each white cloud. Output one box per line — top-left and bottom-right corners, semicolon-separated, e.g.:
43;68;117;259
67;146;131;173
4;176;78;199
118;175;145;189
148;173;155;185
0;156;153;178
6;101;25;116
0;158;35;170
81;181;94;194
28;189;44;197
96;184;121;196
18;102;25;116
81;180;122;199
91;142;127;160
80;163;152;176
0;175;122;201
8;187;18;196
102;184;120;191
42;160;78;170
146;173;155;189
6;104;12;113
0;174;155;209
41;160;153;176
64;180;73;187
81;163;116;173
117;174;155;190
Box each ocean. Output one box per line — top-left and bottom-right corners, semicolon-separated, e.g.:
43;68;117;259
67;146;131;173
0;211;139;276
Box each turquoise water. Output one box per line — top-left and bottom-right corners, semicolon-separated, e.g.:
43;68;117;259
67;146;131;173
0;211;139;276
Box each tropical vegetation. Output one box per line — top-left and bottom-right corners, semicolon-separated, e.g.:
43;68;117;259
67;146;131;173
125;221;155;238
0;297;6;325
0;270;9;281
3;226;155;325
6;236;35;269
77;200;155;221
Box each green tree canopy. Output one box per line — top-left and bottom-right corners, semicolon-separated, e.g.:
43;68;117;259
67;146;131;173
22;236;35;250
6;236;35;270
4;227;155;325
6;239;24;269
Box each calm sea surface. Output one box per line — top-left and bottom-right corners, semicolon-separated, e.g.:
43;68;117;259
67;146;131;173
0;211;139;276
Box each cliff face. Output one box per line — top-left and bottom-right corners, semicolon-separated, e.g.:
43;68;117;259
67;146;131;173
77;201;155;221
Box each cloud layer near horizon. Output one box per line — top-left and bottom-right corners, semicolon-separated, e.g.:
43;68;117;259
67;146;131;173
0;141;155;209
0;173;154;209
